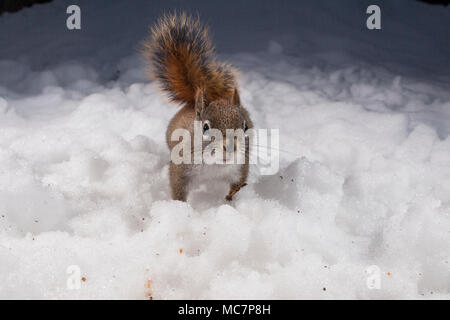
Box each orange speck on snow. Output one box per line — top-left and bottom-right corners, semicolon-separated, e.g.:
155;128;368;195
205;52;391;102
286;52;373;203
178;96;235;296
145;279;153;299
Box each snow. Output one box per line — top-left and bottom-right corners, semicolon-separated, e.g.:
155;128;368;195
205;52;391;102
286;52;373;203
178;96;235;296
0;0;449;299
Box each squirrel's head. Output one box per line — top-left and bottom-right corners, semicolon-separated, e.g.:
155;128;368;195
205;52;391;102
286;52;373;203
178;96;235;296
195;87;253;160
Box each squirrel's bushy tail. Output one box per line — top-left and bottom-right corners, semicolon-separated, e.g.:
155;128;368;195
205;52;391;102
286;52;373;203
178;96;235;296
142;12;236;106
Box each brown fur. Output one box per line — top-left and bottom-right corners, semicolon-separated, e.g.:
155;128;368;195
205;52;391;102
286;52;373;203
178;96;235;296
143;12;253;202
142;12;236;106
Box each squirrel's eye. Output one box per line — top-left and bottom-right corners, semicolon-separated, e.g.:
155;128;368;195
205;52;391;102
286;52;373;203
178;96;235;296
244;123;249;132
203;123;210;133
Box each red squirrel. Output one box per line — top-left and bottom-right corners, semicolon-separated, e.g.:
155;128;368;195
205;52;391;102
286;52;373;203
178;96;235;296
143;12;253;201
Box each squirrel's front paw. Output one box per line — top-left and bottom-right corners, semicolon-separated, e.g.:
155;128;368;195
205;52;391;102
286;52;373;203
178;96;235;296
225;183;247;201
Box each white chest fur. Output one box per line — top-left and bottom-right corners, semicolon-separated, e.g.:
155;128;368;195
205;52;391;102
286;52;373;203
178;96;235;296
189;163;242;186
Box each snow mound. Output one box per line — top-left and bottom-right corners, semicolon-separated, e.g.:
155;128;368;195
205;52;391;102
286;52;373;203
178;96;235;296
0;0;449;299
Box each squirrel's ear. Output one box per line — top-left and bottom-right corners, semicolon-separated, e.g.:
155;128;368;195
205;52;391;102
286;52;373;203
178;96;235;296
195;88;205;118
231;87;241;106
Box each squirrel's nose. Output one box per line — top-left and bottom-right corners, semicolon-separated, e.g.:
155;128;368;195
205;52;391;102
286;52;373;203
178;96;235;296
224;137;238;153
224;142;232;153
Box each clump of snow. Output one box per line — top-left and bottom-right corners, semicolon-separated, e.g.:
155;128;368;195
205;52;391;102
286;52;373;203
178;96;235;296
0;0;449;299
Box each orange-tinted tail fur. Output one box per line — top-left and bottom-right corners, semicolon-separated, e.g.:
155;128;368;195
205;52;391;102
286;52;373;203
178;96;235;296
142;12;236;106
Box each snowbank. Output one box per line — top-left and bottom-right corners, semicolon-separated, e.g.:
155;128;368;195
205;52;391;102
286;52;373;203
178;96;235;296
0;0;449;299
